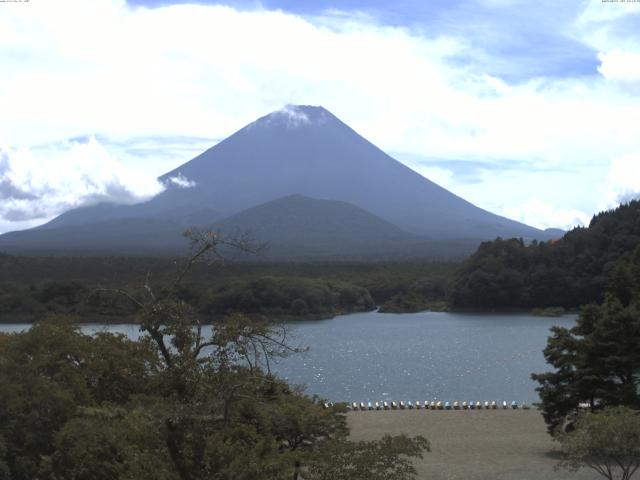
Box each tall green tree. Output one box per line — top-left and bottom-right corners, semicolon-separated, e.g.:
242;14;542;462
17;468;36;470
556;407;640;480
532;295;640;433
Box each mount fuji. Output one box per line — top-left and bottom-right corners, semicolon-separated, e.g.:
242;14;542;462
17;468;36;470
0;105;559;259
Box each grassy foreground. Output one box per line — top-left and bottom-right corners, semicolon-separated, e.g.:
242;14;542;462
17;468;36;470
347;409;600;480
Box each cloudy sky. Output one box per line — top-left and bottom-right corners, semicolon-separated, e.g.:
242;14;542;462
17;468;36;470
1;0;639;234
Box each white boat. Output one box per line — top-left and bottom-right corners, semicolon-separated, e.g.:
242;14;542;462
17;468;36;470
367;401;373;410
352;402;358;410
491;401;497;409
522;402;531;410
360;402;366;410
484;401;490;409
415;401;421;409
453;401;460;410
430;401;436;410
476;401;482;409
399;401;406;409
391;401;398;409
436;401;443;410
462;401;468;410
502;401;508;409
383;401;389;410
375;401;381;410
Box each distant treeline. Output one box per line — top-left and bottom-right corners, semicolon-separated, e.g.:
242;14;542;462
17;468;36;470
448;200;640;309
0;255;456;322
3;201;637;320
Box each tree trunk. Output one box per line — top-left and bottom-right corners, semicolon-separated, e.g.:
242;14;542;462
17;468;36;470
292;460;301;480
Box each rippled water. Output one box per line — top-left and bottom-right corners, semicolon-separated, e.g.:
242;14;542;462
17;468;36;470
0;311;576;403
271;311;577;404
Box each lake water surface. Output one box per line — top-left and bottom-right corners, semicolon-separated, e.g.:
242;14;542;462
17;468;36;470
1;311;576;404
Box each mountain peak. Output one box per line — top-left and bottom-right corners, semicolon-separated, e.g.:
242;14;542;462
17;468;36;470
1;104;560;258
252;105;333;129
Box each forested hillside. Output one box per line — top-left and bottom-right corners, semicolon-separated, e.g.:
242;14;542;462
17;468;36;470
449;200;640;309
0;255;454;322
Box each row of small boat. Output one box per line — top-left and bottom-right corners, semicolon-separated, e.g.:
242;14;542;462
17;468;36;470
332;400;531;411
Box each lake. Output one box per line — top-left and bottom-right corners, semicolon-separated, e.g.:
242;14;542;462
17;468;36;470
0;311;576;404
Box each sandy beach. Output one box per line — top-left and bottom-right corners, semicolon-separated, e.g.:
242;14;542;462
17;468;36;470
348;409;601;480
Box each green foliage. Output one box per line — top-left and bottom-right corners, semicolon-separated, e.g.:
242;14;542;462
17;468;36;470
556;407;640;480
532;205;640;436
305;434;430;480
0;257;456;321
0;232;429;480
204;276;375;319
532;295;640;433
378;278;447;313
0;319;156;479
450;200;640;309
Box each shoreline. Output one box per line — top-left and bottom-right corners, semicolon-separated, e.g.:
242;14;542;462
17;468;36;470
0;307;580;325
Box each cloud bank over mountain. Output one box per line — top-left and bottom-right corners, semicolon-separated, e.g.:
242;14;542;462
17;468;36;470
1;0;639;232
0;138;165;233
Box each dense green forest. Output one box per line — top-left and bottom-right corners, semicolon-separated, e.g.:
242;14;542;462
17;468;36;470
0;254;455;322
449;200;640;310
0;232;429;480
529;205;640;438
2;200;638;322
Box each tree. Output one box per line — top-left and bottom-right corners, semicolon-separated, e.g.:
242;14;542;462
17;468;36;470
0;229;429;480
305;434;430;480
112;228;427;480
532;295;640;433
556;407;640;480
0;318;157;480
449;201;640;310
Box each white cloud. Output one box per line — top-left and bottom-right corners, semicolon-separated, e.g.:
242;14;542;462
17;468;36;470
599;153;640;210
2;0;636;163
1;0;640;231
598;50;640;82
574;0;640;84
0;217;46;236
165;173;196;188
502;199;591;231
0;138;164;233
259;105;313;128
575;0;640;25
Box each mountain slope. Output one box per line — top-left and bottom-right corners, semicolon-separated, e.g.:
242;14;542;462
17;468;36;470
0;105;558;257
0;218;187;255
157;105;550;240
212;194;417;259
